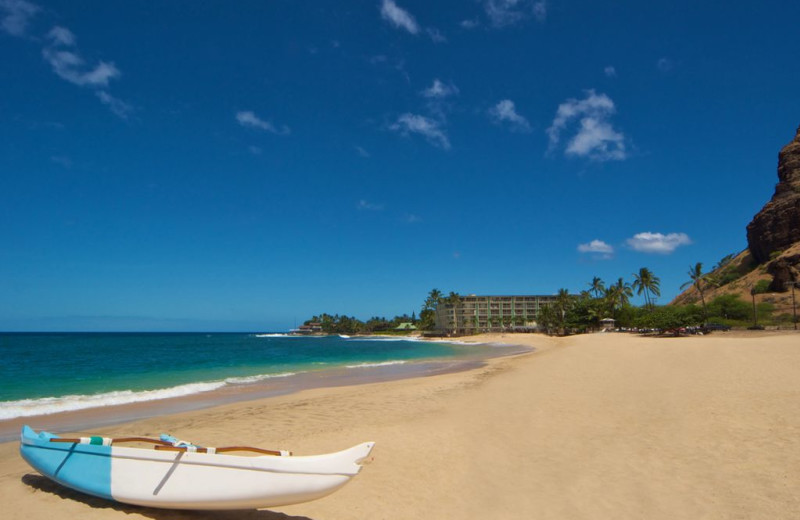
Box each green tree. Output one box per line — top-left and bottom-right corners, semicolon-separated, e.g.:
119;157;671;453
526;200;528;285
605;278;632;318
537;303;556;335
425;289;443;311
554;288;573;335
706;294;750;321
588;277;605;298
632;267;661;309
489;316;500;328
714;254;735;271
566;292;604;332
446;291;461;334
637;305;703;335
419;288;444;331
681;263;710;322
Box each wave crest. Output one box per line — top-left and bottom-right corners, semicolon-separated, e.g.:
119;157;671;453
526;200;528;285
345;360;407;369
0;372;299;420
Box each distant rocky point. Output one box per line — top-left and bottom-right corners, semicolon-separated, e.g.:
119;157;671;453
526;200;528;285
673;124;800;308
747;125;800;265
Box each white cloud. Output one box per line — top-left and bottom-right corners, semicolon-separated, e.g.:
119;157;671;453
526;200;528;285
484;0;546;27
421;79;458;99
489;99;531;132
657;57;674;73
566;118;625;160
357;199;384;211
42;27;121;87
235;111;290;135
380;0;419;35
38;25;131;119
355;145;370;158
0;0;39;36
390;113;450;149
248;145;262;155
547;90;627;161
604;65;616;78
96;91;133;119
532;0;547;21
426;27;446;43
626;232;691;254
460;19;480;29
47;25;75;45
578;239;614;255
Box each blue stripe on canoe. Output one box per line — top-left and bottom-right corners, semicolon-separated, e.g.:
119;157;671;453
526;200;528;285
20;425;113;501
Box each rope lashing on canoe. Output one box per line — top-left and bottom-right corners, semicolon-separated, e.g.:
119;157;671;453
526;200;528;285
48;436;291;456
79;436;112;446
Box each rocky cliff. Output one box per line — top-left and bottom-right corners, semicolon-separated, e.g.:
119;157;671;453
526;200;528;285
673;125;800;309
746;125;800;264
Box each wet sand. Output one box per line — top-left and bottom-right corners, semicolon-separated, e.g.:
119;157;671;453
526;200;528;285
2;331;799;519
0;340;530;442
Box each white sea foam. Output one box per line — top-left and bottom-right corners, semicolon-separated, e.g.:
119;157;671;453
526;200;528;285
350;336;423;342
254;333;326;339
345;360;407;369
223;372;298;384
0;372;300;420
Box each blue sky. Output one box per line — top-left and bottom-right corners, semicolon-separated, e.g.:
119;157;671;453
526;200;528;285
1;0;798;331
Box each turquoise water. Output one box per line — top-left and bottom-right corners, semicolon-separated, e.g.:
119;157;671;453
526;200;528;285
0;333;504;420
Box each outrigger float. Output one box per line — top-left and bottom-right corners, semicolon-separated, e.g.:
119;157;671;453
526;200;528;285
20;425;374;510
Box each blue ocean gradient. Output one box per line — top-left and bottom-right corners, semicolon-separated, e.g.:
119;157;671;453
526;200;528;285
0;333;504;419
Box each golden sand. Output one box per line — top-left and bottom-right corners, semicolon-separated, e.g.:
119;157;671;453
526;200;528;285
2;331;799;519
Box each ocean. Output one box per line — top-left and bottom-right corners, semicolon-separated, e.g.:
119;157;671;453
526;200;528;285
0;333;524;423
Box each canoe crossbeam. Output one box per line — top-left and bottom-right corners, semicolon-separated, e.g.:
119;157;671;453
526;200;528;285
49;437;291;456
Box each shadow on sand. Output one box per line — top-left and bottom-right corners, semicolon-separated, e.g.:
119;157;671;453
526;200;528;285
22;474;314;520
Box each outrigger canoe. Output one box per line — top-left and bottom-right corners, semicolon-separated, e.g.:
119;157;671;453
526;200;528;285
20;425;374;510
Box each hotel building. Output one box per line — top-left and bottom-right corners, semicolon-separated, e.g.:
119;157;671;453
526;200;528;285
434;294;557;335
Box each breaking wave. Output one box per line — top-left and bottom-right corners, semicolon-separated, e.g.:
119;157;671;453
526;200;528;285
345;360;407;369
0;372;299;420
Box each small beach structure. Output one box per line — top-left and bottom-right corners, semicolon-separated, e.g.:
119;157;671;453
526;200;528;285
600;318;616;331
395;322;417;331
289;322;324;335
20;426;374;510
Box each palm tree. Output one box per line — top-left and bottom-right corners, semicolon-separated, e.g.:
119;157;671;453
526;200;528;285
713;254;735;272
537;303;556;335
681;263;709;322
605;278;632;318
419;288;444;331
603;285;618;318
446;291;461;334
424;288;443;311
613;277;633;307
588;277;605;298
632;267;661;309
555;288;573;335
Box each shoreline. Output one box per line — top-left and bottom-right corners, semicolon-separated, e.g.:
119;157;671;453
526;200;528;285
3;330;800;519
0;337;530;442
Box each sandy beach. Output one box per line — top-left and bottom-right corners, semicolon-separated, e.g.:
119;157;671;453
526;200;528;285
2;331;799;519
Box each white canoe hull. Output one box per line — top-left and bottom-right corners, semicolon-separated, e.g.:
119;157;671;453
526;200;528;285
20;426;374;510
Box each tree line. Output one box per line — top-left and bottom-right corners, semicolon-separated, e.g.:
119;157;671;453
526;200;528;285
303;259;789;336
304;312;417;335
